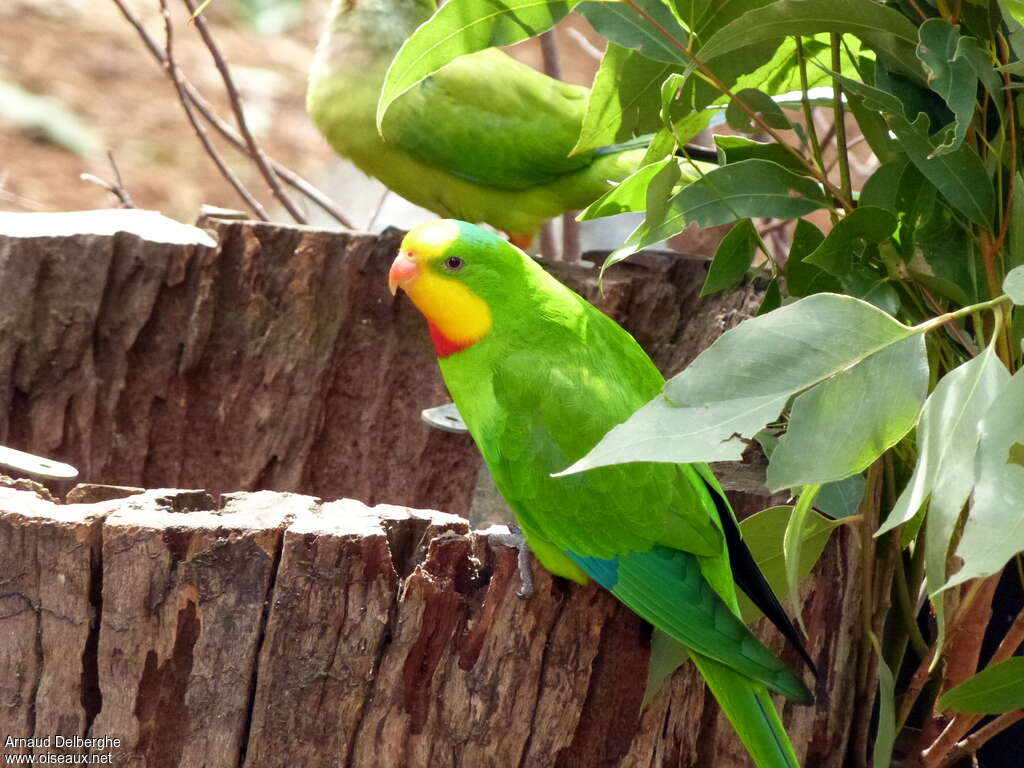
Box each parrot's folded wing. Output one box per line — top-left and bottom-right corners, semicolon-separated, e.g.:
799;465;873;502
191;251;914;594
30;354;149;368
569;546;813;703
381;49;596;190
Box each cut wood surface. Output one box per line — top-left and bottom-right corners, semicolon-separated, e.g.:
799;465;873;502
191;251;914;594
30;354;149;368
0;484;859;768
0;211;764;520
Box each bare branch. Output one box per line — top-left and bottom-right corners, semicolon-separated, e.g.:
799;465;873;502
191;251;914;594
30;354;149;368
937;710;1024;768
182;0;307;224
109;0;353;227
80;151;137;208
156;0;270;220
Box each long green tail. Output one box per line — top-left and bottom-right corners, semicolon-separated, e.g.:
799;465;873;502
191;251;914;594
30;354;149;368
689;651;801;768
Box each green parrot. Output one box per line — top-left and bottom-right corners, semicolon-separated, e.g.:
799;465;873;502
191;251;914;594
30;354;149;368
308;0;692;248
388;219;815;768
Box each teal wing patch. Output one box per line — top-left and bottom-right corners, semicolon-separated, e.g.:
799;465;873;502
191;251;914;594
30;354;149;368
570;548;812;703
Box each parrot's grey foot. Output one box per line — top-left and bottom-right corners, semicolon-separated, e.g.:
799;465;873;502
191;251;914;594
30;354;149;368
491;523;534;599
420;403;469;433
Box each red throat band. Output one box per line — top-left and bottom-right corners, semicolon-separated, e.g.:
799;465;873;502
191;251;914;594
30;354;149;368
428;321;475;358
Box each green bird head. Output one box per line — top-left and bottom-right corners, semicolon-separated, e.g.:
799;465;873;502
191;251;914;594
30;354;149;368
389;219;549;357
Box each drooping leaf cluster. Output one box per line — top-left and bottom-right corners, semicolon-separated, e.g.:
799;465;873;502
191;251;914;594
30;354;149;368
380;0;1024;760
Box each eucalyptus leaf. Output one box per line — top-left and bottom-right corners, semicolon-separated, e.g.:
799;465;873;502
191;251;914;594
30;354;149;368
736;504;839;623
916;19;987;154
939;657;1024;714
0;81;102;157
701;219;758;296
878;341;1009;649
785;219;841;297
378;0;576;127
725;88;793;132
767;333;926;489
757;279;782;315
782;484;820;633
577;0;689;65
804;206;898;277
944;366;1024;591
832;73;995;228
690;0;923;84
1004;265;1024;304
579;159;673;221
560;294;926;474
572;44;677;155
873;651;897;768
657;159;829;237
816;473;866;519
714;136;808;174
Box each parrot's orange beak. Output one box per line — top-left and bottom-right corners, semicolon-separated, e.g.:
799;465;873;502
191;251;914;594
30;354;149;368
388;250;420;295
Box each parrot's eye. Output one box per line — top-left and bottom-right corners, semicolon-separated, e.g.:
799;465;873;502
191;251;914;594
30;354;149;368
444;256;466;272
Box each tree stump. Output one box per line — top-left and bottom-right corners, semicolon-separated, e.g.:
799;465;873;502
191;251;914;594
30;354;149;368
0;211;858;766
0;210;765;518
0;484;859;767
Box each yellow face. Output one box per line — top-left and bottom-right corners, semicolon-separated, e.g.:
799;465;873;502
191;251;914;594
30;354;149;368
389;221;492;355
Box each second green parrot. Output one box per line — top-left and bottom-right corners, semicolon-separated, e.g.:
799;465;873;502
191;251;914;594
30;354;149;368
389;219;815;768
308;0;689;247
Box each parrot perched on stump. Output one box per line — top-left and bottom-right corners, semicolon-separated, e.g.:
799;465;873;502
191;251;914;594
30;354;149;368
388;219;815;768
308;0;706;248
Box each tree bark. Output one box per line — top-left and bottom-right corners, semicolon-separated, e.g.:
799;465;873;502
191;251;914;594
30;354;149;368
0;211;764;519
0;484;858;768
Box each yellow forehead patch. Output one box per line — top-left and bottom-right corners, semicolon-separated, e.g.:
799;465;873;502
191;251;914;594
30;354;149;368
402;219;461;262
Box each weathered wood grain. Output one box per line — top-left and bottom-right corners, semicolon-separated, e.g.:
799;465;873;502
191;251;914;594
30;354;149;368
0;213;761;519
0;485;857;767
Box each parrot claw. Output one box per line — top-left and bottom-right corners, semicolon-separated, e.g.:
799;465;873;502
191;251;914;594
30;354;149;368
491;523;534;599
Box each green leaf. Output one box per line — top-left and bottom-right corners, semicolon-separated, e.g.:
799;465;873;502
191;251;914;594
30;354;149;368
873;650;898;768
572;44;677;155
939;658;1024;714
878;343;1009;537
757;279;782;315
701;219;758;296
839;266;901;316
378;0;576;128
785;219;841;297
766;332;926;490
877;341;1009;648
577;0;689;65
1010;174;1024;272
944;366;1024;591
736;504;839;623
816;473;866;519
1004;265;1024;304
691;0;924;83
916;20;982;154
579;159;672;220
559;294;926;474
714;136;807;174
659;159;829;236
0;81;102;157
833;73;995;228
724;88;793;132
804;206;898;277
783;484;820;633
859;158;921;214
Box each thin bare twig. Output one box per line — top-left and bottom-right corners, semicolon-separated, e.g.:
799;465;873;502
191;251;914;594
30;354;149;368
157;0;269;220
110;0;353;227
937;710;1024;768
80;151;136;208
182;0;307;223
565;27;603;61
